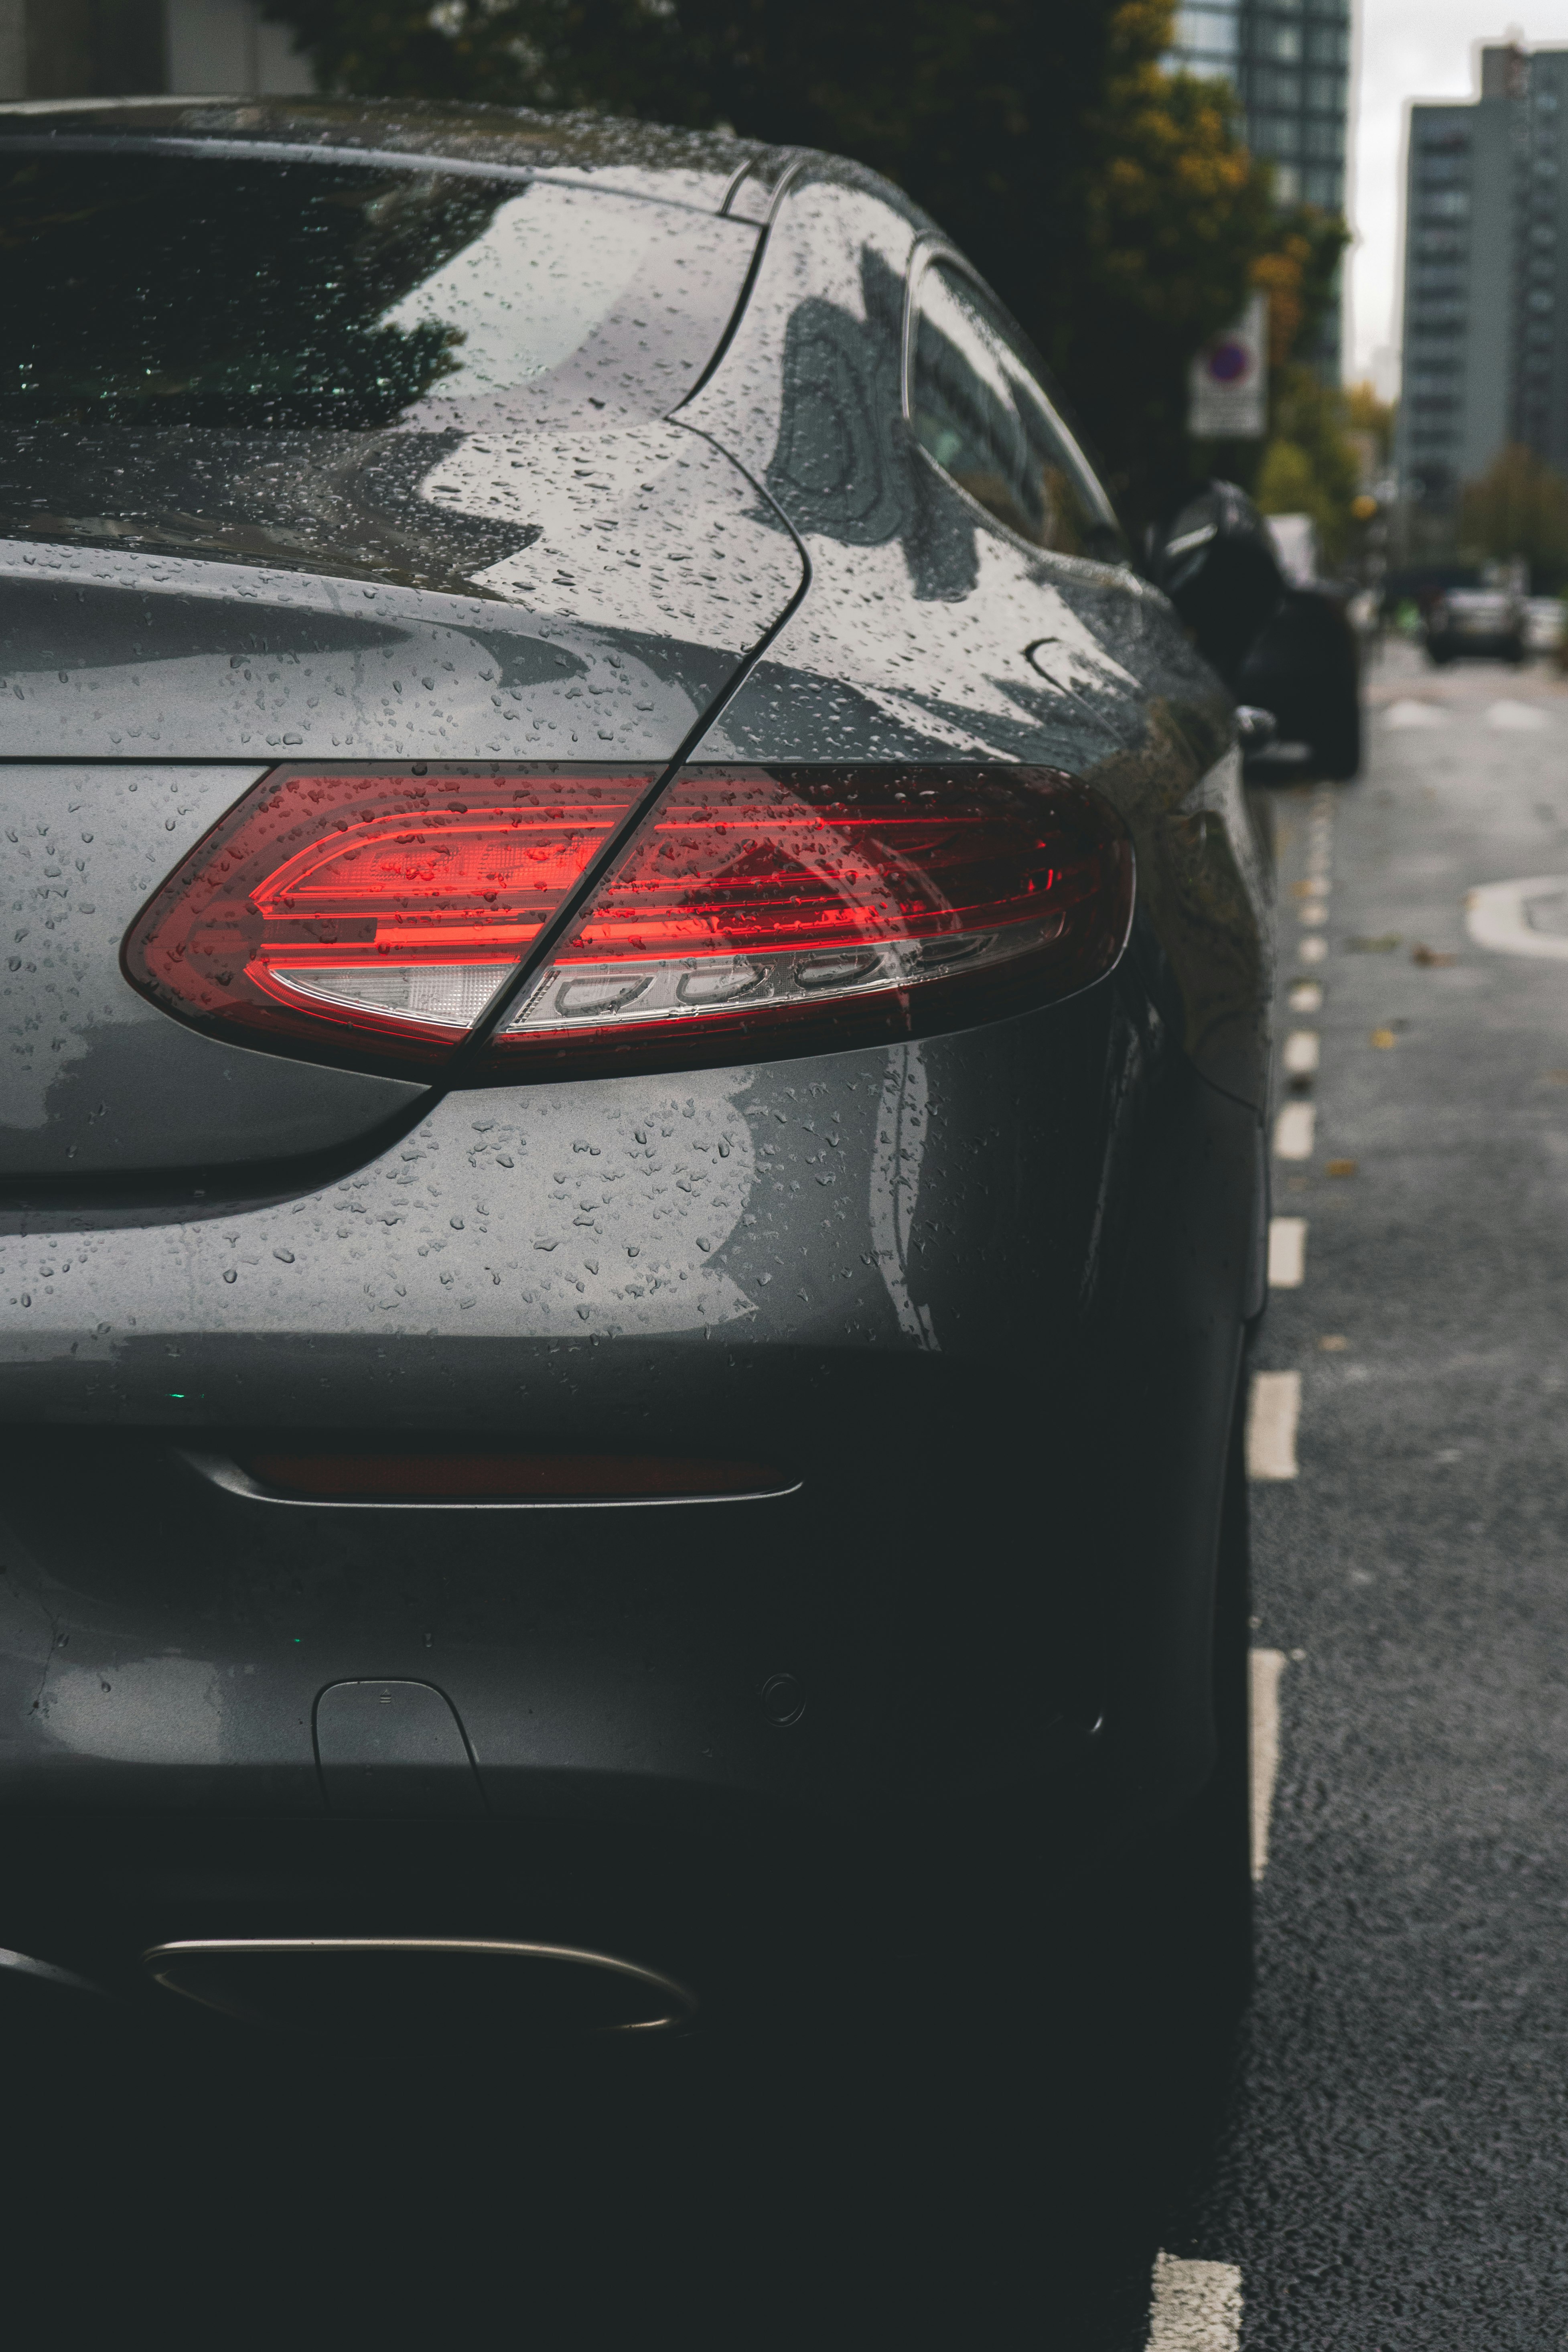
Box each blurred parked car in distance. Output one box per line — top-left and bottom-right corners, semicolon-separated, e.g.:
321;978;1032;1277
1157;483;1361;779
1425;588;1527;665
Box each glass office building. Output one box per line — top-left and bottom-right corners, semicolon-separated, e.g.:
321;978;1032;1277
1167;3;1351;375
1168;3;1351;212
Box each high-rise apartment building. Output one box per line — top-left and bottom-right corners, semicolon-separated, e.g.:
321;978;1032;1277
1398;44;1568;515
1168;3;1353;373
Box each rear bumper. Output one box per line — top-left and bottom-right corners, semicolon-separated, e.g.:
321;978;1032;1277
0;984;1259;1976
0;1397;1118;2008
0;1380;1110;1829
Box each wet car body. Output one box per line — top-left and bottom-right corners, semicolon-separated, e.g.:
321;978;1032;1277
0;99;1267;2033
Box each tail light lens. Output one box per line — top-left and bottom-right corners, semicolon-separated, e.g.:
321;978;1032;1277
125;762;1132;1076
124;765;655;1062
493;765;1132;1070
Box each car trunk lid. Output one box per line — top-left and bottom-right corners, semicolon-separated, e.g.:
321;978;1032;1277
0;426;804;1185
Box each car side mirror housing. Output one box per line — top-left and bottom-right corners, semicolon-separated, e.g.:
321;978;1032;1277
1153;481;1286;688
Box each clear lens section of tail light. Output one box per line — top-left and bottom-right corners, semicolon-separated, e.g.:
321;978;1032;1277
123;766;654;1061
493;764;1132;1065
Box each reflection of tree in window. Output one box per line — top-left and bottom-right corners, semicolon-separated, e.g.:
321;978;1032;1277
0;154;682;431
911;260;1123;563
1039;465;1087;558
0;156;506;428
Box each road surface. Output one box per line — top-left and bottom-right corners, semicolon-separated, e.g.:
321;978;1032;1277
1144;637;1568;2350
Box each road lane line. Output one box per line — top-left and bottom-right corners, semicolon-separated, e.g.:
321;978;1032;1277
1146;2253;1243;2351
1383;699;1447;728
1465;876;1568;960
1273;1101;1315;1160
1487;699;1548;731
1288;980;1323;1013
1267;1216;1306;1289
1250;1649;1287;1881
1283;1029;1319;1076
1246;1370;1300;1479
1299;934;1327;964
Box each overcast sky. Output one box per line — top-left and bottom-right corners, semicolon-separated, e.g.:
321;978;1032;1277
1350;4;1568;383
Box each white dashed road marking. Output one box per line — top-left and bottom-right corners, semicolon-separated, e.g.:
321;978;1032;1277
1267;1216;1306;1289
1487;698;1548;731
1138;789;1322;2347
1145;2253;1243;2351
1273;1100;1315;1160
1246;1370;1300;1480
1160;784;1321;2347
1383;698;1448;729
1465;876;1568;960
1249;1648;1287;1881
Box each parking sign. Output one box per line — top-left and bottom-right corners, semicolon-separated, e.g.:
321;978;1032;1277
1188;294;1268;438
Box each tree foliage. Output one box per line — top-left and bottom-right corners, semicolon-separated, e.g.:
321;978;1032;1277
1201;206;1352;553
1459;442;1568;572
263;0;1343;528
1249;211;1346;373
1344;380;1396;468
1255;369;1361;562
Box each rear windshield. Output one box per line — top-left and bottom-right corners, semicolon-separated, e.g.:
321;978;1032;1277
0;145;757;430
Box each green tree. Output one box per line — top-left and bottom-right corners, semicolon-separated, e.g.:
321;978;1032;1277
1344;379;1396;469
1192;204;1352;540
1459;442;1568;576
1254;369;1360;563
1249;210;1349;375
262;0;1331;529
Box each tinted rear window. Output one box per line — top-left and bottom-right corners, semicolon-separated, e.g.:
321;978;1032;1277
0;146;756;430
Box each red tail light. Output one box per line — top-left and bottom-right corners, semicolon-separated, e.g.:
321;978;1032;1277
123;765;655;1062
491;765;1132;1070
125;763;1132;1076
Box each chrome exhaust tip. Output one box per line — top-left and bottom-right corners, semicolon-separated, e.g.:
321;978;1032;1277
142;1936;699;2039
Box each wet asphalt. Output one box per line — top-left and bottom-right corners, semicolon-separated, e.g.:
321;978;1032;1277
1154;637;1568;2348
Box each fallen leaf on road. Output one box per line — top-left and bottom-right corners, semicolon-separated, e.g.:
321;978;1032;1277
1370;1028;1397;1048
1412;944;1456;966
1326;1158;1358;1176
1348;934;1402;953
1319;1335;1350;1351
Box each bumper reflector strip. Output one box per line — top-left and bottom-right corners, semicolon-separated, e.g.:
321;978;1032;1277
242;1451;790;1500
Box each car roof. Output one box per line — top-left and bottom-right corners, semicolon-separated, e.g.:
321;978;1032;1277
0;94;802;221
